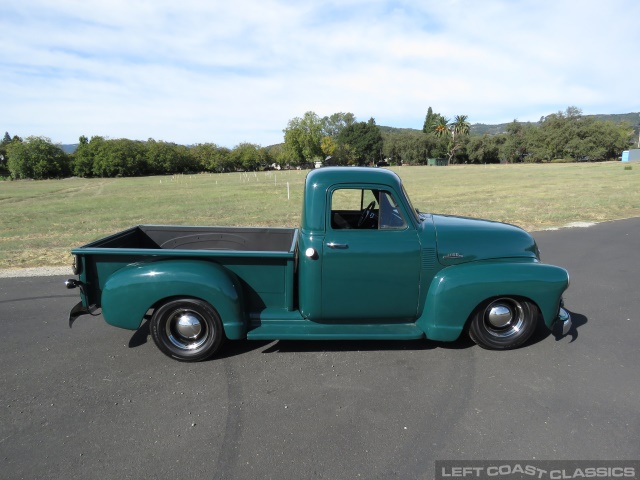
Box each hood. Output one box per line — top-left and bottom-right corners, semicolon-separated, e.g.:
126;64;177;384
432;214;539;266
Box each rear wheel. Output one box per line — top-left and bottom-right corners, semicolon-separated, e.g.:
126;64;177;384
468;297;538;350
150;298;224;362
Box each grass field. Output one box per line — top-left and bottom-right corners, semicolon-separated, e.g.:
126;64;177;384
1;162;638;268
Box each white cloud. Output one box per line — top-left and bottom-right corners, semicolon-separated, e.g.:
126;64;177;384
2;0;639;147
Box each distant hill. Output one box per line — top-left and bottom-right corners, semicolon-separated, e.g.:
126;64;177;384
380;112;640;136
588;112;640;125
470;122;535;136
61;144;78;154
472;112;640;135
378;126;422;135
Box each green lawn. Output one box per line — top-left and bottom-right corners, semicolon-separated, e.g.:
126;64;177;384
1;163;638;268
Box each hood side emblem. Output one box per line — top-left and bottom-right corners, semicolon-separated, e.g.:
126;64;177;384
444;253;464;259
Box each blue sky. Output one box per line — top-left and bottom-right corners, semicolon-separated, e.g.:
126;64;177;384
3;0;639;147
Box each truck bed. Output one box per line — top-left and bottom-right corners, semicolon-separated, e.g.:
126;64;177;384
73;225;299;315
80;225;297;253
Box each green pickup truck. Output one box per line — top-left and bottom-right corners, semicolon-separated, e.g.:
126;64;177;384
66;167;571;361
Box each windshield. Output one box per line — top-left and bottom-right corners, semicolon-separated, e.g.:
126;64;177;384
402;185;421;222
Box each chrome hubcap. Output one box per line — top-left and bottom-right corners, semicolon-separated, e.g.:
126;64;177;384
176;313;202;339
483;299;524;338
166;310;208;350
488;305;512;328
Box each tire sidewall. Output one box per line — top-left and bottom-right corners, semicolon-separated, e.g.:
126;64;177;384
150;298;223;362
469;297;538;350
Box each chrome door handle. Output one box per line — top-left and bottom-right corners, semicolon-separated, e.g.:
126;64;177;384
327;242;348;249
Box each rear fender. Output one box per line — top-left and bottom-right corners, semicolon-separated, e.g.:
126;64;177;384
416;261;570;341
101;259;246;339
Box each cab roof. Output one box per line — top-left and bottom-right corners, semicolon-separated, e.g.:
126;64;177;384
304;167;404;191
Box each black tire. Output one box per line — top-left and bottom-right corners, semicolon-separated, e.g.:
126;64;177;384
150;298;224;362
468;297;538;350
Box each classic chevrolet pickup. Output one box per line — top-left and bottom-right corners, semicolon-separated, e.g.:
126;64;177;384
66;167;571;361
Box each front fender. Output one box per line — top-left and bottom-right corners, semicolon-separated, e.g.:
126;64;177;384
416;261;570;341
101;259;246;339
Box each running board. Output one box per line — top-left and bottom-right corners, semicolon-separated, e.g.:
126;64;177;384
247;319;425;341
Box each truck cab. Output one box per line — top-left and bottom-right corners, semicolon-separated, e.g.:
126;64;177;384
297;167;430;322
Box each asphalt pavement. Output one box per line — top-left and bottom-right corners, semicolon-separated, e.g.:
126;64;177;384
1;218;639;479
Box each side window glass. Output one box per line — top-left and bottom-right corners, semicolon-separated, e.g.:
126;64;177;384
329;188;406;230
379;191;407;229
331;189;362;211
330;188;378;230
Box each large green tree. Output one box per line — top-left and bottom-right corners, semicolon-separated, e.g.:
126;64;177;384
283;111;324;165
190;143;231;172
500;120;533;162
146;139;194;174
71;135;93;177
92;138;147;177
382;131;439;165
229;143;262;171
422;107;438;133
6;136;70;179
319;112;357;161
467;134;504;164
0;132;12;174
337;118;384;165
283;111;359;165
266;144;289;169
321;112;356;138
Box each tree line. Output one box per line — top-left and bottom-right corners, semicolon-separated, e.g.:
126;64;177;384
0;134;288;180
0;106;634;180
383;106;632;166
283;106;632;167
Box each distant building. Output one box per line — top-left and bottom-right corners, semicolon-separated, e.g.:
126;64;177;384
621;149;640;162
427;158;449;166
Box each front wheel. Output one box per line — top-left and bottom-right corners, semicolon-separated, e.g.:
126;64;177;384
150;298;224;362
468;297;538;350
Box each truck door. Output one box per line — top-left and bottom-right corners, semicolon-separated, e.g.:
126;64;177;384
321;186;421;321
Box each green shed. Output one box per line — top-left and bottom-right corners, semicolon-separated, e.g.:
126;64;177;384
427;158;449;166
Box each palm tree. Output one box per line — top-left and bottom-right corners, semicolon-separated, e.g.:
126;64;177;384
452;115;470;136
447;115;469;164
423;113;470;164
434;116;450;137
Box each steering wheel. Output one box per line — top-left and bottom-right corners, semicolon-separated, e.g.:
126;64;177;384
357;201;376;228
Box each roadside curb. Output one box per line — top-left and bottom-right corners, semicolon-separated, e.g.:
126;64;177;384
0;267;73;278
